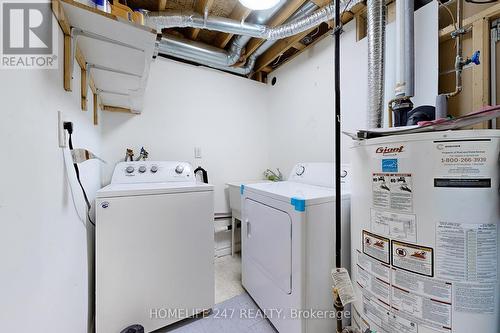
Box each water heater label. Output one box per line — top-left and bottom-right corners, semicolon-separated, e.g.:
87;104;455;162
363;230;390;264
434;139;492;180
371;209;417;243
372;173;413;213
391;285;452;331
392;240;434;277
391;268;452;303
436;222;497;282
454;282;496;314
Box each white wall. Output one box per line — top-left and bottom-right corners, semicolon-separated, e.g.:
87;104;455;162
266;2;438;174
100;58;270;213
266;21;368;176
0;27;101;333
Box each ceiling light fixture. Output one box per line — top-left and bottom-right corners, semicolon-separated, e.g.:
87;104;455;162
239;0;280;10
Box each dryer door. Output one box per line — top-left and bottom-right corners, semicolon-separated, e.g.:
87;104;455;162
244;198;292;294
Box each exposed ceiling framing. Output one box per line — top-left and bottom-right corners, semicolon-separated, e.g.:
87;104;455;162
123;0;368;82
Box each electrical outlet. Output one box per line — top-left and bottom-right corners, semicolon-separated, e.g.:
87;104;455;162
194;147;202;159
58;111;67;148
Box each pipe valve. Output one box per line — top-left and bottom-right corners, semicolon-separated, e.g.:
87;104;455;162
468;50;481;66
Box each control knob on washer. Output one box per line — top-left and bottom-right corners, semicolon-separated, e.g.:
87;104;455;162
125;166;135;174
138;166;147;173
175;165;184;174
150;165;158;173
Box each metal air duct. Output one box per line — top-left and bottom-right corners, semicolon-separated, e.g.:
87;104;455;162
156;0;363;76
367;0;386;128
147;2;352;41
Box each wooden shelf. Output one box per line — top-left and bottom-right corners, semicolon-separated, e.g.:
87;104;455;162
52;0;158;116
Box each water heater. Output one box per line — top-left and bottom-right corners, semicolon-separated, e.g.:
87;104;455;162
350;130;499;333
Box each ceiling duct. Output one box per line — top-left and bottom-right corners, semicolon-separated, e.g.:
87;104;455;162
158;1;320;75
147;1;354;41
156;0;362;76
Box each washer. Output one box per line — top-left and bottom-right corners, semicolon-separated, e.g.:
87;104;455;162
241;163;350;333
96;161;214;333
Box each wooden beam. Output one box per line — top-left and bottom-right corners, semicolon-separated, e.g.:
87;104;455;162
103;105;133;113
310;0;331;7
257;26;330;78
158;0;167;11
212;4;252;48
243;0;308;61
81;67;87;111
93;93;98;125
439;2;500;42
188;0;216;40
293;42;306;51
356;10;367;41
52;0;71;35
64;35;72;91
472;18;490;128
253;3;364;77
254;27;315;73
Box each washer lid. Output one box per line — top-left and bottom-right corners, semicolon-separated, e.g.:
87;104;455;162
244;181;349;206
96;182;214;198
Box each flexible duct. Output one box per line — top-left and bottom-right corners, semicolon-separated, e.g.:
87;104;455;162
157;0;363;76
367;0;386;128
147;1;356;41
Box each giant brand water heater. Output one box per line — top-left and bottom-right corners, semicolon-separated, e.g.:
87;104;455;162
350;130;499;333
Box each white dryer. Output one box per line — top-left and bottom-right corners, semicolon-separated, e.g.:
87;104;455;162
96;161;214;333
241;163;351;333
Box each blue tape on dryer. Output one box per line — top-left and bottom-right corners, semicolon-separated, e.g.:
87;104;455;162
291;197;306;212
240;184;245;195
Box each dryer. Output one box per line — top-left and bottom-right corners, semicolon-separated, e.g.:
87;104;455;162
96;161;214;333
241;163;351;333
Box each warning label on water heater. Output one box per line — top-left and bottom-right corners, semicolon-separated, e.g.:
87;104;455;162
392;240;434;277
363;230;390;264
372;173;413;213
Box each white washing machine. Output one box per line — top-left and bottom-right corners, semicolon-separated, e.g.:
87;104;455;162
96;161;214;333
241;163;351;333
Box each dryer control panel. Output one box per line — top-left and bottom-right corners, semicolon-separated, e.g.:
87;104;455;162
288;163;350;189
110;161;194;184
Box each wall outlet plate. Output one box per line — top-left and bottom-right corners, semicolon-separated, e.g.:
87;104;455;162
58;111;67;148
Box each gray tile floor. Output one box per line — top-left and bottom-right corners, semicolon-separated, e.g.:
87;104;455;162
154;254;277;333
215;254;245;304
154;293;277;333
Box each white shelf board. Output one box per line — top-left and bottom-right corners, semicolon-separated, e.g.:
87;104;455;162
58;0;158;113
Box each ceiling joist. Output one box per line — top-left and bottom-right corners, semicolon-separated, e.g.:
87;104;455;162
188;0;216;40
212;3;252;48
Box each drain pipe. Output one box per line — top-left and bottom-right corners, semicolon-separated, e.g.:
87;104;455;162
366;0;386;128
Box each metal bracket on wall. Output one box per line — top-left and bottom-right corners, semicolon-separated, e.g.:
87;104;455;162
491;19;499;129
69;27;145;89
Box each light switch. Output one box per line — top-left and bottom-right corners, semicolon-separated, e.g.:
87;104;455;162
194;147;202;159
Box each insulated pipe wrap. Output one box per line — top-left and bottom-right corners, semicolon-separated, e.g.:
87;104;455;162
367;0;386;128
148;0;363;40
154;0;363;75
